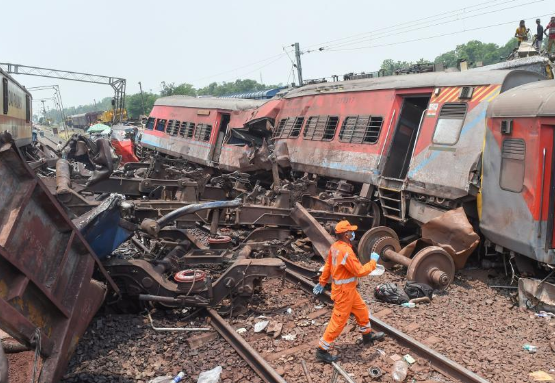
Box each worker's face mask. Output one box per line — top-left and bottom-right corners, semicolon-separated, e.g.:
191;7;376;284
349;231;355;241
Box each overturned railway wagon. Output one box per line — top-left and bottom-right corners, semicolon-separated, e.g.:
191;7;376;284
272;70;544;223
140;96;282;172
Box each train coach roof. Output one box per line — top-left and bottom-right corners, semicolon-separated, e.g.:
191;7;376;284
489;79;555;118
154;96;267;110
0;66;32;97
284;70;543;98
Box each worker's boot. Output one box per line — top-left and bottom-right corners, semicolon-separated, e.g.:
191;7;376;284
362;331;385;345
315;348;339;364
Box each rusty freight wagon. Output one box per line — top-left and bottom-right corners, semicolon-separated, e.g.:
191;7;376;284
481;79;555;265
271;70;544;225
139;96;283;173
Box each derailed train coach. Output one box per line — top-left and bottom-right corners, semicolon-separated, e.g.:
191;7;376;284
481;79;555;265
0;66;32;147
271;70;545;225
139;96;282;173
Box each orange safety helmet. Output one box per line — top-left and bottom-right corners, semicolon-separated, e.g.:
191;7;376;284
335;220;358;234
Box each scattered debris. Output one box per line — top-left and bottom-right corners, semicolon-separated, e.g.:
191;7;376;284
254;321;269;333
196;366;222;383
523;344;539;353
529;371;554;381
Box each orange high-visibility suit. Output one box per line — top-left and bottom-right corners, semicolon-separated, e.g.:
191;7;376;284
318;240;377;351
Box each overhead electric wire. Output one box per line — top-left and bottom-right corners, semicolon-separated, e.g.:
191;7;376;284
192;50;292;83
315;0;545;52
302;0;516;51
325;11;555;52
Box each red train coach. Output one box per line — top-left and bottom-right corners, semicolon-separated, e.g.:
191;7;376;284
139;96;281;172
481;79;555;265
272;70;544;223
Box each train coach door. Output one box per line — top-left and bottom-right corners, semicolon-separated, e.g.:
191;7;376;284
211;113;230;163
381;96;430;180
378;96;429;221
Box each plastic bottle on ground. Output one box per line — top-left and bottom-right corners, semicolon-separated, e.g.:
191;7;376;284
392;360;409;382
401;302;416;308
523;344;538;353
148;372;185;383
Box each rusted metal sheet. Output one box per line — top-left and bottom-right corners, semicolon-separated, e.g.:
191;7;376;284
291;202;335;260
0;133;114;383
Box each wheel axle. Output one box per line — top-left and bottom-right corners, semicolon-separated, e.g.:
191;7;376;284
358;226;455;290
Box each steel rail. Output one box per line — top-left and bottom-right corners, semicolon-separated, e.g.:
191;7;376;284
206;308;287;383
284;269;489;383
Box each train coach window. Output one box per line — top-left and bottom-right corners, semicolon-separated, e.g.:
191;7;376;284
273;119;287;137
432;103;467;145
2;78;7;115
168;120;180;136
303;116;338;141
26;95;31;123
339;115;383;144
195;124;212;141
186;122;196;138
500;139;525;193
290;117;305;137
273;117;305;138
145;117;155;130
155;119;167;132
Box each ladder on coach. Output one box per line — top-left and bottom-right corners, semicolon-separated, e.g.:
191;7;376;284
377;177;407;222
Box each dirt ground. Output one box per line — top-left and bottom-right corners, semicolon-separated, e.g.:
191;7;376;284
3;264;552;383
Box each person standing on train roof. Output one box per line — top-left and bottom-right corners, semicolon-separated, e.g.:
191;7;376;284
535;19;544;51
545;16;555;54
515;20;529;47
312;220;385;363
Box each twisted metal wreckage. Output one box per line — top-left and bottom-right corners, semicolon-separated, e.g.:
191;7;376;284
0;130;483;382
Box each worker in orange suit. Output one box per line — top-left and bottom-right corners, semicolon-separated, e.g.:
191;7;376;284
313;220;385;363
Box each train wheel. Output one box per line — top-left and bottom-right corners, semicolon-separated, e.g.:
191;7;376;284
406;246;455;290
357;226;399;264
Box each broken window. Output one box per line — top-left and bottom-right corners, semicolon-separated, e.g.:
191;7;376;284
432;103;467;145
273;119;287;138
339;115;383;144
303;116;339;141
155;118;167;132
145;117;155;130
195;124;212;142
500;138;525;193
273;117;305;138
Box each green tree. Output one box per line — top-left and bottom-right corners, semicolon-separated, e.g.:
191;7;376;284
434;38;519;69
160;82;197;97
126;92;159;119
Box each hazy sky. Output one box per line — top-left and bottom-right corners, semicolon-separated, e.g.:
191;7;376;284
2;0;553;109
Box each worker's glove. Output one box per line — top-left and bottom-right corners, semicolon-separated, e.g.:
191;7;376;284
370;252;380;262
313;284;324;295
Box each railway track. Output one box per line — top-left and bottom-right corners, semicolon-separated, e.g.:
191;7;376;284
208;266;489;383
285;268;489;383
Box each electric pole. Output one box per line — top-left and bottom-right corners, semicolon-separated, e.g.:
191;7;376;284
138;81;145;116
294;42;303;86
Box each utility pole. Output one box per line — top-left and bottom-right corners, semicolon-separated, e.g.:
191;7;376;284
293;42;303;86
138;81;145;116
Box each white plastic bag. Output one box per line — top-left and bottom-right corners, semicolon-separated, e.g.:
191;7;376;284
370;264;385;276
197;366;222;383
